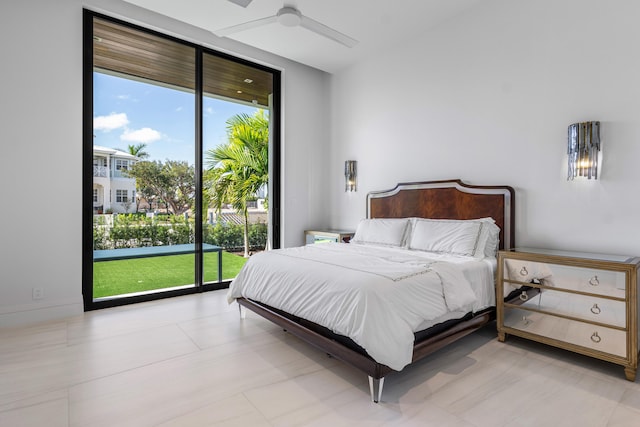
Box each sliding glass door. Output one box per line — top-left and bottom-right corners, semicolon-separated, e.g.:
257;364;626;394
83;11;280;310
202;53;274;282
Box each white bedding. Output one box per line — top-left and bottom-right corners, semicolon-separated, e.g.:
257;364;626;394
227;243;495;371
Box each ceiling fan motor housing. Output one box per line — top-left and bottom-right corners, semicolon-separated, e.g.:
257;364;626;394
277;7;302;27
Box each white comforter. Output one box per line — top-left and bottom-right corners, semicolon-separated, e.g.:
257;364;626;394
227;243;484;371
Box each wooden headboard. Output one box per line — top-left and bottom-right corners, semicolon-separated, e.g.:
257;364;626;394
367;179;515;250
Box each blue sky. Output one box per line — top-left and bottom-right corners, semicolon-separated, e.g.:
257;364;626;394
93;72;260;163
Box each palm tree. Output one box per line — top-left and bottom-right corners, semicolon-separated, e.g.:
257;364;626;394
205;110;269;257
127;143;150;159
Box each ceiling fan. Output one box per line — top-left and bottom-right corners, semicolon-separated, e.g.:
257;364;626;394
217;1;358;48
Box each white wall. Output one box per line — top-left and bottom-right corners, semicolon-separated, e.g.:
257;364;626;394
330;0;640;257
0;0;330;326
6;0;638;327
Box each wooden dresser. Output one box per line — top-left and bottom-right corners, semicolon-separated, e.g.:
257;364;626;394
497;248;640;381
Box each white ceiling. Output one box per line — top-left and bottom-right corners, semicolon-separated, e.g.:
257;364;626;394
123;0;484;73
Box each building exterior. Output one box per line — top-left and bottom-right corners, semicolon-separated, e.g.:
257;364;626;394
93;145;138;214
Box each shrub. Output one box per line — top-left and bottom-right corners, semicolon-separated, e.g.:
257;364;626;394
205;223;243;250
93;226;109;250
93;215;267;251
249;223;268;249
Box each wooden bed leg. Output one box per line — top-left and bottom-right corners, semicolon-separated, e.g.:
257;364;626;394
239;304;246;319
368;376;384;403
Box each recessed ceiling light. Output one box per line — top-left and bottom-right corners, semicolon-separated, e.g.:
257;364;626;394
237;90;243;94
243;78;253;84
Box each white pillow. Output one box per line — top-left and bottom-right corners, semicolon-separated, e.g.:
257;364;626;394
351;218;410;247
474;217;501;258
408;219;482;256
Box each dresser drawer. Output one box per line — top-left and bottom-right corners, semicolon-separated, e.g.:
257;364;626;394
512;289;626;328
503;306;627;358
503;259;626;298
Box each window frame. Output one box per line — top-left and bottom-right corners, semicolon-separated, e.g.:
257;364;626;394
82;10;281;311
114;159;129;171
115;189;128;203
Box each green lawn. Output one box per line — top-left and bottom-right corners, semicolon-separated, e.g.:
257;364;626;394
93;251;248;298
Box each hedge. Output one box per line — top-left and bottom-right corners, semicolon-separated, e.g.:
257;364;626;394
93;214;267;251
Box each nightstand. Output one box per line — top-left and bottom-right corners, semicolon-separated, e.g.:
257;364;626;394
304;229;354;244
497;248;640;381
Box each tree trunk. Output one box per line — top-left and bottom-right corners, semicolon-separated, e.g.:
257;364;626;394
243;205;250;258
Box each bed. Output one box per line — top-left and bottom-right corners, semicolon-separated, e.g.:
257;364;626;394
227;179;517;402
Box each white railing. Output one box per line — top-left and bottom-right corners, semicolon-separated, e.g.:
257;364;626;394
93;166;133;178
93;165;108;177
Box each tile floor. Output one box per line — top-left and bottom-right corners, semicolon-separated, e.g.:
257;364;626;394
1;289;640;426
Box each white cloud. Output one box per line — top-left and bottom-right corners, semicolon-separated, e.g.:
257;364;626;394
94;112;129;132
120;127;162;144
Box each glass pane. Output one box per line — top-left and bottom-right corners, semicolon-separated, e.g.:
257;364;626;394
202;53;273;282
92;18;196;299
509;247;636;263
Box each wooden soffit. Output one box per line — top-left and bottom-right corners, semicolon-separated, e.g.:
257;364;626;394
93;18;272;107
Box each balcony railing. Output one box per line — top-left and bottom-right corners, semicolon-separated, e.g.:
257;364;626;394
93;166;131;178
93;165;108;177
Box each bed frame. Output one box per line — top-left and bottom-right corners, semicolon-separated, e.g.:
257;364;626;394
236;179;515;402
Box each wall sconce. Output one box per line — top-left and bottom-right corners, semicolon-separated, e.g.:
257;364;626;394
345;160;357;192
567;121;601;180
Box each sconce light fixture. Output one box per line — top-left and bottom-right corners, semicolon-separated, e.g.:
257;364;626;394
345;160;357;192
567;121;601;180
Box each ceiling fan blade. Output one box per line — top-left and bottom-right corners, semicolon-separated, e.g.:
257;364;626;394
214;15;278;37
299;15;358;48
227;0;253;7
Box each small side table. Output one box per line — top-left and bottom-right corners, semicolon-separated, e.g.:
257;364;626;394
304;229;354;244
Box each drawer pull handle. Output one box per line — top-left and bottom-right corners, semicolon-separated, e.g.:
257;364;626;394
589;276;600;286
519;267;528;276
590;304;601;315
591;332;601;343
519;291;529;301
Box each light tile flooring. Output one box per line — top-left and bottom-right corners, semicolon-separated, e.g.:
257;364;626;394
2;289;640;426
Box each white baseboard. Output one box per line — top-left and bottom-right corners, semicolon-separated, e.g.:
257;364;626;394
0;298;84;328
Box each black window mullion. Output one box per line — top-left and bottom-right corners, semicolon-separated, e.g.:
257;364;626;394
271;71;282;249
82;9;95;309
194;48;204;288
